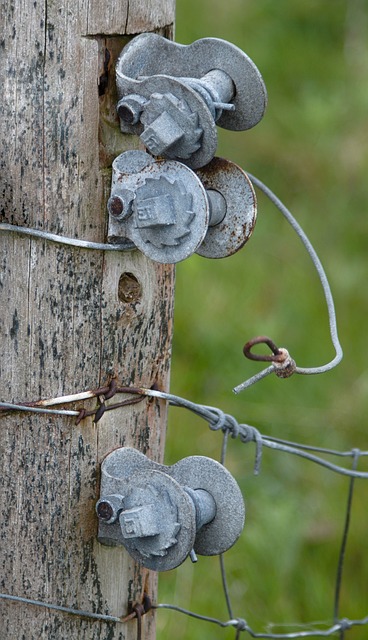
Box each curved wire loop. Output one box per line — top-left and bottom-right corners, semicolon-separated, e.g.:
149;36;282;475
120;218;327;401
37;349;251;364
233;173;343;393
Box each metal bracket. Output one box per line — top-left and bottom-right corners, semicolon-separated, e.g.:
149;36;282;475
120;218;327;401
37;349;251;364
107;150;257;263
96;447;245;572
116;33;267;168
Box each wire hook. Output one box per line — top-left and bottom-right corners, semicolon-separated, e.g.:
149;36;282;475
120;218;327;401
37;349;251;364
243;336;285;363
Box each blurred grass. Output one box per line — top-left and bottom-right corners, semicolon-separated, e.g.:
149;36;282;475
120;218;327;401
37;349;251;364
158;1;368;639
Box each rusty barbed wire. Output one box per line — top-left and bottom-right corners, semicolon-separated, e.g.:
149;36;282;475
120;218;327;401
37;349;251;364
1;382;368;478
0;379;145;423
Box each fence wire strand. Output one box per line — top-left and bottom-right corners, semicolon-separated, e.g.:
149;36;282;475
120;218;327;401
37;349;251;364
155;424;367;639
233;173;343;394
1;384;367;637
0;180;364;637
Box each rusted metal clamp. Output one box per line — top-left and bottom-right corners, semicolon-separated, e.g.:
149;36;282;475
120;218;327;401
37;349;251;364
122;594;152;640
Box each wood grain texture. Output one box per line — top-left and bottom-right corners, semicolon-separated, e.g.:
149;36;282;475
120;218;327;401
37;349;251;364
0;1;175;638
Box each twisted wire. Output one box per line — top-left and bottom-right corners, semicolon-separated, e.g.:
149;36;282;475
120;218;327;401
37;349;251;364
1;384;367;636
233;174;343;394
153;603;368;638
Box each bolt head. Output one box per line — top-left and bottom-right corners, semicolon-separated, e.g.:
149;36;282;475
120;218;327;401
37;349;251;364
141;111;185;156
119;504;160;539
96;494;124;525
107;195;124;219
117;94;147;126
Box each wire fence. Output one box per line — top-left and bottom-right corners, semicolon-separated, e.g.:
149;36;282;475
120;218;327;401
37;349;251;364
1;177;366;638
154;396;368;639
1;384;367;638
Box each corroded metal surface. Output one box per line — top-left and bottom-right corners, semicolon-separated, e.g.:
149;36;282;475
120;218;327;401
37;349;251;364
196;157;257;258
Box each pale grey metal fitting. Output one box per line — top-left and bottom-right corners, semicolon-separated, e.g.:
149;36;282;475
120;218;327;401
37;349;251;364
107;150;257;264
116;33;267;168
96;447;245;572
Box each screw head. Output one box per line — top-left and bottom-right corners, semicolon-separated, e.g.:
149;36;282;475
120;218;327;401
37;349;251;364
117;94;147;125
96;494;124;524
107;189;135;221
117;104;136;124
107;195;124;219
97;501;114;521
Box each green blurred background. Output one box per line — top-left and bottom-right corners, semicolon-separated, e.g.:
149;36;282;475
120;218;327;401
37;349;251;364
158;1;368;638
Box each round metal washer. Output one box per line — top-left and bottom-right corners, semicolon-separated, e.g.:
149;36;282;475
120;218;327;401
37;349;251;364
170;455;245;556
121;470;196;572
111;149;154;176
128;159;210;264
196;157;257;259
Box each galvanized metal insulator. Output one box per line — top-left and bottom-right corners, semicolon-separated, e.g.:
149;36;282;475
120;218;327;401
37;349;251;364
97;447;245;571
116;33;267;168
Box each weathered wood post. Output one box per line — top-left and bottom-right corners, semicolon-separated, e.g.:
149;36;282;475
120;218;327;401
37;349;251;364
0;2;175;638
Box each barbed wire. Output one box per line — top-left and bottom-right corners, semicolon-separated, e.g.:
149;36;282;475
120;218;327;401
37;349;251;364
0;178;363;637
1;381;367;636
2;383;368;479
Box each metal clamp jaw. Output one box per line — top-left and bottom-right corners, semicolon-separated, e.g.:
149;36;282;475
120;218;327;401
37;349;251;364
96;447;245;572
116;33;267;168
107;150;257;264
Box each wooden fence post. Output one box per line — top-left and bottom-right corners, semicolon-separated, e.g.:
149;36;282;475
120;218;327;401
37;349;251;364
0;1;175;638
